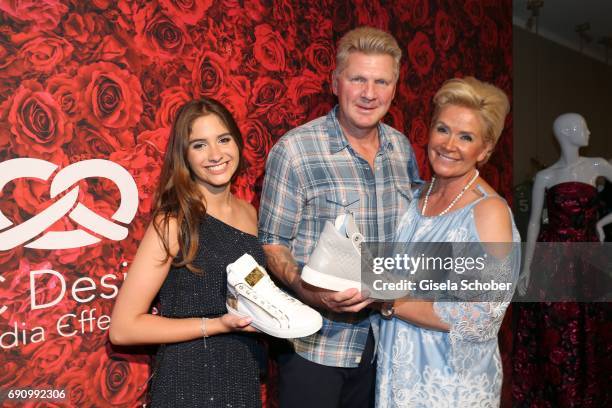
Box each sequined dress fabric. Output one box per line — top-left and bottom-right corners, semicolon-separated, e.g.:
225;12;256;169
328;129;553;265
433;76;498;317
149;215;264;407
513;182;611;407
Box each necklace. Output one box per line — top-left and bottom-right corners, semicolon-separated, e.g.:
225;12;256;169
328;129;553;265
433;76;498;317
422;169;479;216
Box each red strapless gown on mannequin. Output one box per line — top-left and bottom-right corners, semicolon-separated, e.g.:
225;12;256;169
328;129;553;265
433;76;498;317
512;183;611;407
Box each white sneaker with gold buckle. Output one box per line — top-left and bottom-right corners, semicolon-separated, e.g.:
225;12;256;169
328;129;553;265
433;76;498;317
226;253;323;339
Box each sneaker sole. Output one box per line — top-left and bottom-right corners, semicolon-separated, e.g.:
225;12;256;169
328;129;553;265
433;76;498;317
301;265;362;292
226;303;322;339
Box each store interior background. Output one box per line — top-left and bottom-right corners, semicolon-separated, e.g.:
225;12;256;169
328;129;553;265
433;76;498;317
512;0;612;190
512;0;612;238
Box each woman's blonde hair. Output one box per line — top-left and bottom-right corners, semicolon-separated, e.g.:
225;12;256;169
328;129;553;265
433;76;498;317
335;26;402;80
432;76;510;147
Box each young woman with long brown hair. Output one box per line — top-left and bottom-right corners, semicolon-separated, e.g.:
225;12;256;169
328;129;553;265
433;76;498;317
110;98;264;407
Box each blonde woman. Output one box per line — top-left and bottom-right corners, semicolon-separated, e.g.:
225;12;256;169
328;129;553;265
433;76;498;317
375;77;519;407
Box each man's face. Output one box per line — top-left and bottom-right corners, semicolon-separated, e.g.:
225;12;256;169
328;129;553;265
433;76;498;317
332;52;397;136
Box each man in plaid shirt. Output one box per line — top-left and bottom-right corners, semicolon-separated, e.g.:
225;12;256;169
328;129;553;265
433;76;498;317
259;27;420;407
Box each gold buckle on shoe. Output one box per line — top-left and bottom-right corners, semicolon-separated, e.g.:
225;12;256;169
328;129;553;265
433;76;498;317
245;266;265;287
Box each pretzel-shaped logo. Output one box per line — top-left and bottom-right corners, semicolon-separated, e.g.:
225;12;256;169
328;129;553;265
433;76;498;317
0;158;138;250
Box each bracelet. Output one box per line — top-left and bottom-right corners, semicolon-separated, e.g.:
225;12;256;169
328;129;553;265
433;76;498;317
201;317;209;337
201;317;209;348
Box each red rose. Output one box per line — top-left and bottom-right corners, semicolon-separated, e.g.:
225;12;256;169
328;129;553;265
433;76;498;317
46;74;81;118
439;53;460;74
407;32;435;77
397;67;419;104
5;80;74;158
134;3;190;60
77;62;144;130
409;116;429;147
0;245;21;272
304;40;334;74
464;0;484;26
12;32;73;74
136;127;170;157
23;336;83;379
304;10;332;42
219;75;252;121
394;0;429;26
222;7;256;57
88;348;150;406
155;87;191;128
250;77;286;115
159;0;213;26
110;143;163;215
265;100;296;129
0;42;20;80
435;10;455;51
12;175;57;216
253;24;287;71
56;366;92;407
91;35;130;67
68;124;125;159
0;0;68;31
240;119;270;174
91;0;112;9
354;0;389;29
304;96;333;123
64;13;104;46
409;0;430;26
192;21;233;60
64;14;90;44
480;16;498;49
192;50;228;97
0;354;22;389
286;70;324;114
332;1;355;33
243;0;266;22
140;71;165;110
232;170;260;206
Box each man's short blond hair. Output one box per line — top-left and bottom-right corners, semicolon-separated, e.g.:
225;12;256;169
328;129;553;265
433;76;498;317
335;27;402;80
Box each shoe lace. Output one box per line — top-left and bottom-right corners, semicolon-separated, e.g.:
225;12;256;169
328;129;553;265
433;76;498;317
257;276;301;307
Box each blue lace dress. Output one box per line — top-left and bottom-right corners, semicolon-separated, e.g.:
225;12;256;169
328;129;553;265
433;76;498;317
375;186;520;407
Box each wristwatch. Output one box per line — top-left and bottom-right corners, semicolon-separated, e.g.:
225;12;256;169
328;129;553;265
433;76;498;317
380;302;395;320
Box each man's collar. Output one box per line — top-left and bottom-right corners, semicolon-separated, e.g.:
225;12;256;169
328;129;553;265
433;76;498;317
326;105;394;154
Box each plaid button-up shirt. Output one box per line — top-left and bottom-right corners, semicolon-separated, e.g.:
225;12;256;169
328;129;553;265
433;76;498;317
259;106;420;367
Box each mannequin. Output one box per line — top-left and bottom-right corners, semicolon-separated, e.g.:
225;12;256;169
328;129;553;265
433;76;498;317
595;158;612;241
519;113;612;294
512;113;612;407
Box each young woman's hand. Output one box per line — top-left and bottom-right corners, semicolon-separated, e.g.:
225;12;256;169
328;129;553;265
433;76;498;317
218;314;259;333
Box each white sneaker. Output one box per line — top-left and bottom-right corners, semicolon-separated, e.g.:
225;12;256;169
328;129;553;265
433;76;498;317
226;253;323;339
301;213;364;292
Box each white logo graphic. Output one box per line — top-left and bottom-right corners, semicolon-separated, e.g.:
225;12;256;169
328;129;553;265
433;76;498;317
0;158;138;250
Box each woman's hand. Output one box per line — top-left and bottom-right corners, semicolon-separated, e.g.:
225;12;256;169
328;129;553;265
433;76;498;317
217;314;259;333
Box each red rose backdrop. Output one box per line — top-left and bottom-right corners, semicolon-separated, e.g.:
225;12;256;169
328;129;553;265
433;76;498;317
0;0;512;406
